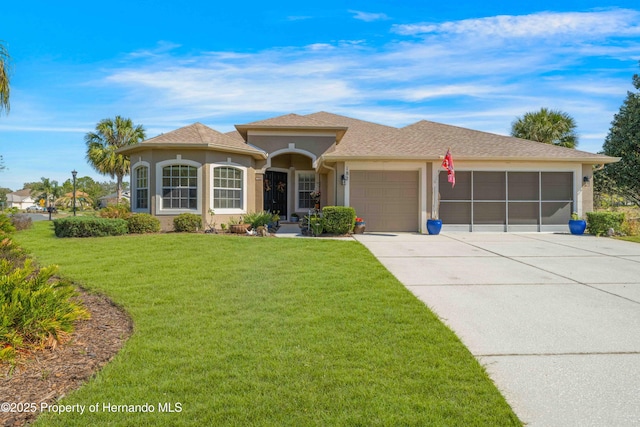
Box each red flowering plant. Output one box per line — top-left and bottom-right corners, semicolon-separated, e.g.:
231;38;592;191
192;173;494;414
355;217;364;224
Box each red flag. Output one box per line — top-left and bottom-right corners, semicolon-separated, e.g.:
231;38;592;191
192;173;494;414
441;149;455;187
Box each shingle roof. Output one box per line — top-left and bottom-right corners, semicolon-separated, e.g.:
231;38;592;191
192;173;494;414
118;113;617;164
117;123;266;158
304;113;615;163
306;112;409;157
235;113;348;141
397;120;614;162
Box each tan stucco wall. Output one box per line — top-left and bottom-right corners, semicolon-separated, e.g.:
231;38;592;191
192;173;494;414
129;148;259;231
247;134;335;159
269;153;313;170
581;164;594;214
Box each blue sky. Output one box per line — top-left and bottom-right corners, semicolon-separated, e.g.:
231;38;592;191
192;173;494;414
2;1;640;191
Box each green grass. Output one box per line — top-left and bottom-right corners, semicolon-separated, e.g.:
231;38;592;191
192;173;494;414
14;222;520;426
617;235;640;243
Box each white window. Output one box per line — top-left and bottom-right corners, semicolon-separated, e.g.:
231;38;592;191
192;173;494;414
155;159;202;214
162;165;198;209
297;172;316;209
213;167;243;209
134;166;149;210
211;164;247;213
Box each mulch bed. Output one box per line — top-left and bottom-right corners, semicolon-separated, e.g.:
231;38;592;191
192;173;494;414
0;288;132;427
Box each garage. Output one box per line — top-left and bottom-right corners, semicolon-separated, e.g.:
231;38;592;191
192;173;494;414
439;171;574;232
349;170;419;232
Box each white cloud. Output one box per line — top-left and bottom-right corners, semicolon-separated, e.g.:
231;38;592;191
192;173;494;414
349;10;390;22
392;9;640;39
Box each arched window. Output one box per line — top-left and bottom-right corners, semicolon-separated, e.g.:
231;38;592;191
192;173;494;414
134;165;149;210
213;166;244;210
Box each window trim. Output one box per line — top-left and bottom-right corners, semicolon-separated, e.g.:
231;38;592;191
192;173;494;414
131;161;150;213
155;159;202;215
210;164;248;214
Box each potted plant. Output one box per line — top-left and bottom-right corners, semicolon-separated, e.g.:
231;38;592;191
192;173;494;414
426;217;442;235
354;217;366;234
569;212;587;235
229;216;251;234
290;212;299;223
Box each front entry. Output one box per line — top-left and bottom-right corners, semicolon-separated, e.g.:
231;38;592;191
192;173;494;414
263;171;288;218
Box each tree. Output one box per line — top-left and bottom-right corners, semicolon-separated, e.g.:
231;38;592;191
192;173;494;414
85;116;145;203
600;66;640;208
511;108;578;148
30;177;62;207
0;41;10;115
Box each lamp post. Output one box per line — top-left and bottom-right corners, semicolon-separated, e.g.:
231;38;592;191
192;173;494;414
72;170;77;216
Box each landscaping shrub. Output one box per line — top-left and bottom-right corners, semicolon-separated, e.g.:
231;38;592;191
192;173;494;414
309;216;324;236
586;211;625;236
10;214;33;231
322;206;356;234
0;236;27;265
0;213;16;234
173;213;202;232
99;203;131;219
0;258;89;363
53;217;129;238
242;211;277;229
127;213;161;234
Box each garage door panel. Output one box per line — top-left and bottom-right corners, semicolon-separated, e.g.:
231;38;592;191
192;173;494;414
350;170;419;232
438;171;573;231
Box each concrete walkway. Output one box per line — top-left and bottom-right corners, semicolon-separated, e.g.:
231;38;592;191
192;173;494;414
354;232;640;427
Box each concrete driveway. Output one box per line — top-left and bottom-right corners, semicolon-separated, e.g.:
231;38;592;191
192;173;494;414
354;232;640;427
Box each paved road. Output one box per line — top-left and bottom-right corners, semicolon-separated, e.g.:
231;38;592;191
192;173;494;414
355;232;640;427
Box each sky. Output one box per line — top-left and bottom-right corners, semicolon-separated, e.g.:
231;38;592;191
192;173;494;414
1;1;640;191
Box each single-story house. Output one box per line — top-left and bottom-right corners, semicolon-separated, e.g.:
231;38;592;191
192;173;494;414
117;112;618;233
6;189;36;210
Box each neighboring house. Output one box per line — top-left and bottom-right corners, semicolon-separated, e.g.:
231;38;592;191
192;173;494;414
98;191;130;208
117;112;618;233
6;189;36;210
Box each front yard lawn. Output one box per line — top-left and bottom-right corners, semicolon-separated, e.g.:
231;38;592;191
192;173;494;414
15;222;520;426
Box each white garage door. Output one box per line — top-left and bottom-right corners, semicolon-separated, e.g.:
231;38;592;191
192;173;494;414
350;170;419;232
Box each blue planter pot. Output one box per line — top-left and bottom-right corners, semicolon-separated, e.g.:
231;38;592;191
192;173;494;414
568;219;587;235
427;219;442;235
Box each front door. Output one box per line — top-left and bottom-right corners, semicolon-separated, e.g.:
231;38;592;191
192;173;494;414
263;171;287;218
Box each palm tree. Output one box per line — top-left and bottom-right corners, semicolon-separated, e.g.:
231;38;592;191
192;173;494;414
511;108;578;148
30;177;62;207
0;41;10;115
85;116;146;203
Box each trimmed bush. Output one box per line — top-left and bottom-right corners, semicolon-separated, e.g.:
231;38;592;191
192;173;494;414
586;211;625;236
53;217;128;238
174;213;202;233
322;206;356;234
127;213;161;234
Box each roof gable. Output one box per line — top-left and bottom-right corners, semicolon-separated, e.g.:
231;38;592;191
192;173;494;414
235;113;348;141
